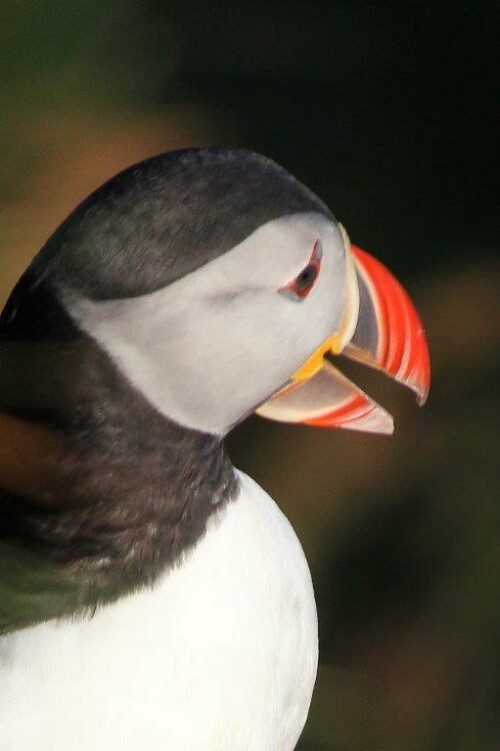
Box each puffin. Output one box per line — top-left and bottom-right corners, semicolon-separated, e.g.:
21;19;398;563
0;147;430;750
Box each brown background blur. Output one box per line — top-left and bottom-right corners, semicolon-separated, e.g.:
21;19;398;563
1;2;498;749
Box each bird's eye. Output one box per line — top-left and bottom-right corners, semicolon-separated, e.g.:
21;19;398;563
279;240;322;301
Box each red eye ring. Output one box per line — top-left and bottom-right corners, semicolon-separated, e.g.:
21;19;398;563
279;240;322;301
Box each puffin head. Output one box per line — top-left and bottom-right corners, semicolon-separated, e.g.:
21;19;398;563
4;147;430;437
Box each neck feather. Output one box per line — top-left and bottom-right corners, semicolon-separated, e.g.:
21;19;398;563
0;273;238;632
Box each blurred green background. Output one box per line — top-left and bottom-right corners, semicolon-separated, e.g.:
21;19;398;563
1;1;498;748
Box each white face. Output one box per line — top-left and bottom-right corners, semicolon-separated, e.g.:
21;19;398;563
63;212;351;435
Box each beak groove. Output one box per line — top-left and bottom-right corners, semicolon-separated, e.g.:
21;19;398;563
346;246;431;406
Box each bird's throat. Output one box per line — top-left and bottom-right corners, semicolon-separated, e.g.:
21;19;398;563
0;276;238;633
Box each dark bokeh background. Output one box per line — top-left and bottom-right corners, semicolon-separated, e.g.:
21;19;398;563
1;2;498;748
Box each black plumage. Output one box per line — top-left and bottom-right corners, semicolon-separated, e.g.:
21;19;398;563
34;147;331;300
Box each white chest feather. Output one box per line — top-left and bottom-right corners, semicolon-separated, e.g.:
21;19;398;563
0;472;318;751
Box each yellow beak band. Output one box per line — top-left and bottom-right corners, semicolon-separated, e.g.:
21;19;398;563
292;332;346;382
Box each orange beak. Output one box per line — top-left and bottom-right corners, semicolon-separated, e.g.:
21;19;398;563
256;242;430;434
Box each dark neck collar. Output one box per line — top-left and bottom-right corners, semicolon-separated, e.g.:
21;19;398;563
0;273;239;632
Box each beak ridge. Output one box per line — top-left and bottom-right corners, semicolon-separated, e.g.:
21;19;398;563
346;246;431;406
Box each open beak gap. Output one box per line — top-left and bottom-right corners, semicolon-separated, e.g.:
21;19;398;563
256;361;394;434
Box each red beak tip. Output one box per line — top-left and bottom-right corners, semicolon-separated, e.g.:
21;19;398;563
398;372;430;407
417;389;429;407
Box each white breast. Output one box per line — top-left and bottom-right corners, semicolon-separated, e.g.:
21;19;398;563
0;471;318;751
